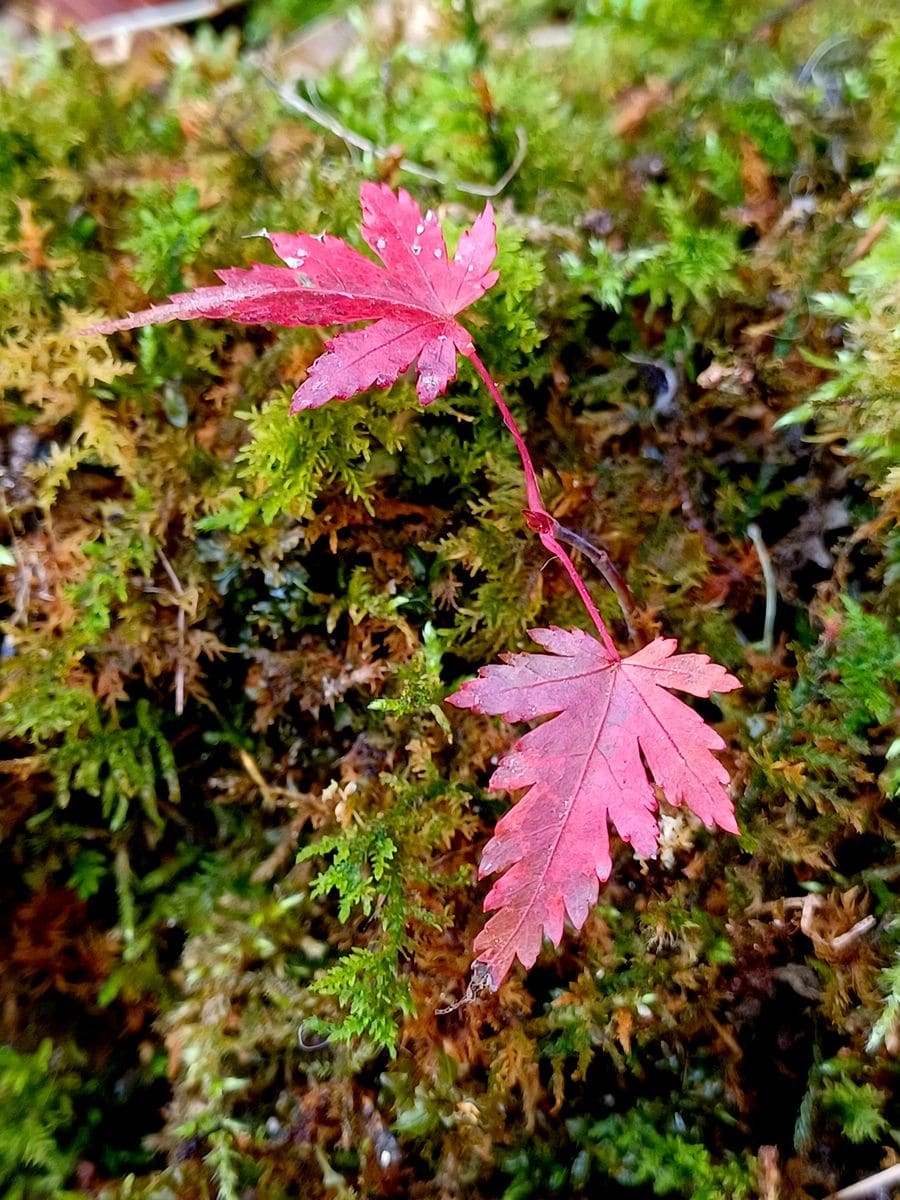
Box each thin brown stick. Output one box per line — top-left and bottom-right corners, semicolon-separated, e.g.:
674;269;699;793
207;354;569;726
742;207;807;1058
551;521;641;642
847;213;890;266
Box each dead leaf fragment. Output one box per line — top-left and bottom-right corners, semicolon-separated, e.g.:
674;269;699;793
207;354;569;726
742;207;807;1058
611;77;671;137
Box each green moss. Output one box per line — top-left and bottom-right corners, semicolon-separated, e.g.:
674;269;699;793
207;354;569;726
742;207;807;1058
1;2;899;1197
0;1041;82;1199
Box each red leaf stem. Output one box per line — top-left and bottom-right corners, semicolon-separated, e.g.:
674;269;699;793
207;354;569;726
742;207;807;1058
467;351;619;660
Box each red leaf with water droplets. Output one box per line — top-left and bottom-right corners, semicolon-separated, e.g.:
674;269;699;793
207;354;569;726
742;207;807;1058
85;180;743;999
86;183;498;409
447;628;741;989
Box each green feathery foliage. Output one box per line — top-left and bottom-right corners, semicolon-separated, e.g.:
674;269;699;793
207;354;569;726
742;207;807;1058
1;2;899;1197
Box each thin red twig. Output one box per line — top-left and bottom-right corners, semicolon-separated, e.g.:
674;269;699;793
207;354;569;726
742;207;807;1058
467;350;620;661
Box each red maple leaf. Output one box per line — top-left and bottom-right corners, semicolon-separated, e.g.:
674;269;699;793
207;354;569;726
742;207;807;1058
87;182;743;1000
87;183;498;409
447;627;741;989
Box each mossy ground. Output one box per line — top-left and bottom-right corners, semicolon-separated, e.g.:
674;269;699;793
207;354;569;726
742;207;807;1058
1;2;899;1197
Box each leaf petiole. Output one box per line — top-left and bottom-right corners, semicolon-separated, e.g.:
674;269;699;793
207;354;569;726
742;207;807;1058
467;350;620;661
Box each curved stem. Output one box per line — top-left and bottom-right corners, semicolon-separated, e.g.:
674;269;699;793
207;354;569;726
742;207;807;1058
467;350;620;661
551;522;642;644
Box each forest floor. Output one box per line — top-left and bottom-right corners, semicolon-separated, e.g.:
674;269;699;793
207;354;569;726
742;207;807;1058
1;2;899;1198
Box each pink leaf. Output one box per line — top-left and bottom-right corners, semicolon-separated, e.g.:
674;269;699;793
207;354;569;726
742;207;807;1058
447;627;741;990
85;183;498;409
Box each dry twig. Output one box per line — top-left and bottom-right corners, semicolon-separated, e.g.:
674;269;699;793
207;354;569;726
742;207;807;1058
267;76;527;198
157;548;186;718
748;522;777;654
828;1163;900;1200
